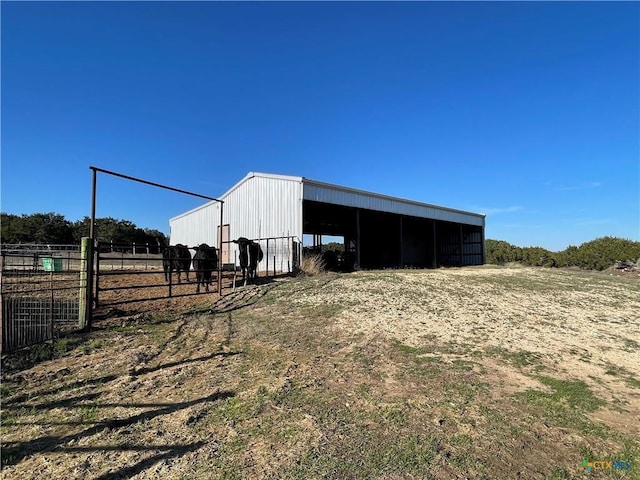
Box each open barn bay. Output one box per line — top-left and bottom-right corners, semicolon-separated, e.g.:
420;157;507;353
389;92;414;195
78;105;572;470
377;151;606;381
2;266;639;479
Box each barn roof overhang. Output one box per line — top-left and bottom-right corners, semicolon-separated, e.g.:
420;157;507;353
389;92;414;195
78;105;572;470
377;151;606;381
302;178;485;227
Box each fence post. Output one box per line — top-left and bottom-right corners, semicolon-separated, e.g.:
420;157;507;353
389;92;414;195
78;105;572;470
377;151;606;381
0;251;4;353
233;250;237;292
95;244;100;306
79;237;94;331
49;270;54;342
266;239;269;278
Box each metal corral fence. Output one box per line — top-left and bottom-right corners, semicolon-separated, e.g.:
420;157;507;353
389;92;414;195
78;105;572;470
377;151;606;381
95;241;198;308
94;236;301;309
222;236;301;277
1;237;302;350
1;245;86;352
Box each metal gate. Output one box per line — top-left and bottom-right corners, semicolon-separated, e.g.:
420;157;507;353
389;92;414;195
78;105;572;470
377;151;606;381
1;245;87;352
94;241;222;309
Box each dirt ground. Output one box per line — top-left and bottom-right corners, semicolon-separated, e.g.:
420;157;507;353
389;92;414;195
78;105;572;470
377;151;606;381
2;265;639;479
295;267;640;436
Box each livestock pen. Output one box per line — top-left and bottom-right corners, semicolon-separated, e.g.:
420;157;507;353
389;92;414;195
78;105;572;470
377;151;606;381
0;245;86;352
94;237;299;311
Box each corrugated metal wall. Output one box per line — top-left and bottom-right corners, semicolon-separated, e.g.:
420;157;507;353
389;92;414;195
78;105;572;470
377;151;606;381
169;202;219;247
169;174;304;274
228;175;303;241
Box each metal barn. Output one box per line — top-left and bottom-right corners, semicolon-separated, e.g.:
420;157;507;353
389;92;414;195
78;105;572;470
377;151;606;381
169;172;485;271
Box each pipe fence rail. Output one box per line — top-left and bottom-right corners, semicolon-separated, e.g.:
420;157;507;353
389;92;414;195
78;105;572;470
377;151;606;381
1;246;86;352
1;234;302;352
94;237;301;308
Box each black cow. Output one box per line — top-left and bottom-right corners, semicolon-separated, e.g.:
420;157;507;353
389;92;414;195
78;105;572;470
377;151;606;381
233;237;264;286
192;243;218;293
162;244;192;283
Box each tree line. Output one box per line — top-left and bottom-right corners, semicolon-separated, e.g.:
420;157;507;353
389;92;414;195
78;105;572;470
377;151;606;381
3;212;638;270
485;236;640;271
1;212;168;252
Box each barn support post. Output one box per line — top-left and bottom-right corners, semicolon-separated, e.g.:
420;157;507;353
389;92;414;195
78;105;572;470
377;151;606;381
399;216;403;268
355;208;361;270
432;220;437;268
459;224;464;267
481;223;486;265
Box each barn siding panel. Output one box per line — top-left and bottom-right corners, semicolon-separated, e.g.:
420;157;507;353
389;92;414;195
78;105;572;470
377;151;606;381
169;173;303;273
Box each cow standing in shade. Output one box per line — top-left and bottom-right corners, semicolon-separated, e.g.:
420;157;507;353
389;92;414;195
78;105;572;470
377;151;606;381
162;244;192;284
233;237;264;286
192;243;218;293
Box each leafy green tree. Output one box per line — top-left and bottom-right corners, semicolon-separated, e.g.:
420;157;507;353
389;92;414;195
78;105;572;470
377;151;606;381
1;212;73;244
486;236;639;271
2;212;167;250
321;242;344;252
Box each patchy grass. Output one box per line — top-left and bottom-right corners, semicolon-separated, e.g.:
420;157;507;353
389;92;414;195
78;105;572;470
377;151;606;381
486;346;543;369
516;376;607;436
2;267;639;479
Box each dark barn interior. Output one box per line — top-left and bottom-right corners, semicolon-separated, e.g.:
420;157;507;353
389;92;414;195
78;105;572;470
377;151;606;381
303;200;484;271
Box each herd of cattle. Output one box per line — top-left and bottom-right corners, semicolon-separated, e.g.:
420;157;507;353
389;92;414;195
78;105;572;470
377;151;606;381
162;237;263;293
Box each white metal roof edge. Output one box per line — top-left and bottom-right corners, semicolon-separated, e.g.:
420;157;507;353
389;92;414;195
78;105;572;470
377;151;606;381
302;178;486;220
169;172;304;223
169;199;218;223
217;171;303;199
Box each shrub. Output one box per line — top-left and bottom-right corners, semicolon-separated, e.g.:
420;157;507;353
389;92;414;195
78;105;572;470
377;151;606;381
299;253;326;276
486;236;640;271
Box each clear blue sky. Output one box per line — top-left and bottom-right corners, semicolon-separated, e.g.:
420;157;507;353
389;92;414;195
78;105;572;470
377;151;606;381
2;1;638;252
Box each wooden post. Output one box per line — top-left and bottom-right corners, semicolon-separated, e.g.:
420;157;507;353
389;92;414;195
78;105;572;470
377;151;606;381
80;237;94;331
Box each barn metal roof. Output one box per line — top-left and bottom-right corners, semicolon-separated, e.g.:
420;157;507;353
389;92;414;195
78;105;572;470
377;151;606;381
302;177;485;225
170;171;485;227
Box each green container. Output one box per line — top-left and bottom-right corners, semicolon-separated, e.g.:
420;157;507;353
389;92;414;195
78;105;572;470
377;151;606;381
42;257;63;272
